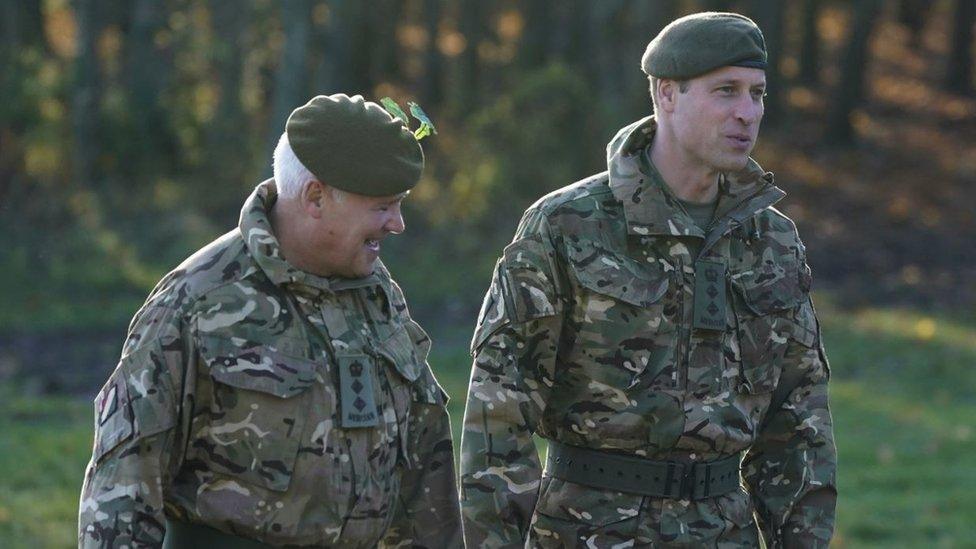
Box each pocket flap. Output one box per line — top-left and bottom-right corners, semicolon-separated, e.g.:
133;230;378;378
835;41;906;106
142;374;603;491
501;237;561;322
377;324;424;382
736;315;787;394
535;476;643;526
732;256;803;315
790;299;819;348
413;378;450;406
379;323;448;405
199;336;317;398
471;266;509;354
716;488;756;529
567;242;669;307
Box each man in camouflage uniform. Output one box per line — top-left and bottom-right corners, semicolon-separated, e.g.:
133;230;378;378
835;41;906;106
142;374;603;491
461;13;836;548
79;94;462;548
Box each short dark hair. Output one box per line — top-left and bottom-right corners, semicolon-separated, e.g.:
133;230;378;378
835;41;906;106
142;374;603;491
649;77;690;112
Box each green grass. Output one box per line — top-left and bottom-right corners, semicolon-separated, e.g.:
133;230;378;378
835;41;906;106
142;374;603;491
0;395;92;548
2;296;974;547
815;301;976;548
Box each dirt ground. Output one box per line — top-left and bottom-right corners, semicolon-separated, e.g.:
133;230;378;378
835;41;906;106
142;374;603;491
757;6;976;314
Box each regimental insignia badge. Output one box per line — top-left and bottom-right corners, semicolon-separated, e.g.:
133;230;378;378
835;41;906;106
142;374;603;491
339;355;379;428
97;384;118;426
694;260;727;331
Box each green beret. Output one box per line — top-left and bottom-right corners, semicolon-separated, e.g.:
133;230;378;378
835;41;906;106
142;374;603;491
285;93;424;197
641;12;767;80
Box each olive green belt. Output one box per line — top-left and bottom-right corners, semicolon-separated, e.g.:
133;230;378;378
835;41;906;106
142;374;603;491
163;518;300;549
545;441;742;500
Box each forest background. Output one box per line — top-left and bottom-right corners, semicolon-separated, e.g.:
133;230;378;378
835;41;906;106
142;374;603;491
1;0;975;547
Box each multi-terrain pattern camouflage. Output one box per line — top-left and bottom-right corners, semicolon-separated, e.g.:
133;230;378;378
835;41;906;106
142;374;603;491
79;181;461;548
461;116;836;548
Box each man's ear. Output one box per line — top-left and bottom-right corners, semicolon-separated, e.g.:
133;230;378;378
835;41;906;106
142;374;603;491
657;79;678;113
301;180;326;218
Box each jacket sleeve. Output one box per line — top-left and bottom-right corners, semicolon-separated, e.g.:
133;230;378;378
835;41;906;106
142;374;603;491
382;372;463;548
742;293;837;549
460;212;565;548
78;304;187;549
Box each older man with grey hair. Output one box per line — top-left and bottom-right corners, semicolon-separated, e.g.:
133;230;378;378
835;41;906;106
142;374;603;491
79;94;462;548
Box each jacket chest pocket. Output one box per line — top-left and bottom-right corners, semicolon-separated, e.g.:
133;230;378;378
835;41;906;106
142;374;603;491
731;254;804;394
376;321;449;465
196;335;318;492
566;243;676;391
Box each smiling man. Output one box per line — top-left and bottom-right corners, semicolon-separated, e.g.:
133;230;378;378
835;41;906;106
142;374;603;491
461;13;837;548
79;94;461;548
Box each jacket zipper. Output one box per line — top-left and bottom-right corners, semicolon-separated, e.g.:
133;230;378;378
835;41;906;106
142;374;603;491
673;256;686;389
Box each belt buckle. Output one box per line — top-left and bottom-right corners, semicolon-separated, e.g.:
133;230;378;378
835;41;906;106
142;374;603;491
666;461;700;500
680;461;699;500
663;461;698;500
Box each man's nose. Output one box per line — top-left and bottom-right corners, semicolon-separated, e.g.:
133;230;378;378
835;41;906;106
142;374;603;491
734;95;763;125
384;209;405;235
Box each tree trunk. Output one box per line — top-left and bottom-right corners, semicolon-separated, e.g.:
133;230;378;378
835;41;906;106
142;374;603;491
518;0;552;70
325;0;372;95
311;0;335;94
72;0;102;191
124;0;172;175
591;0;628;109
639;0;680;35
0;0;48;206
550;0;584;64
208;0;249;183
631;0;681;114
944;0;975;95
798;0;821;85
370;0;404;85
751;0;786;124
897;0;933;49
824;0;883;145
421;0;444;107
1;0;48;56
209;0;248;135
453;0;484;111
266;0;314;165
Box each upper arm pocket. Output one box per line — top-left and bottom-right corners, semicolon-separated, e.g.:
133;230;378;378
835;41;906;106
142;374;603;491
92;372;135;463
500;237;562;322
93;346;181;464
471;237;562;353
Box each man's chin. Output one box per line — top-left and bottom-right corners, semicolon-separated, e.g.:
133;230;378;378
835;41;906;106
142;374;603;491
715;154;751;173
350;259;378;279
326;261;375;280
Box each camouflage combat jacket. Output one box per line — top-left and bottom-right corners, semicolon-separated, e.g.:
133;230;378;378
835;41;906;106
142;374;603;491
460;117;837;548
79;181;461;548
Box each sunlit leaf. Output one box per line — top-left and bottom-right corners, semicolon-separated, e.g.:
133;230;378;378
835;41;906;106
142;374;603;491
408;102;437;135
380;97;409;125
414;124;432;140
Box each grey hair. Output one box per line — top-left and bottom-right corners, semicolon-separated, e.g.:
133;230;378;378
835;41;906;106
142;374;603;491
648;76;690;113
272;132;317;199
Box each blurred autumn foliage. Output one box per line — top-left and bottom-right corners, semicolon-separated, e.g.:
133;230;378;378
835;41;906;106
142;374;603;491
1;0;975;388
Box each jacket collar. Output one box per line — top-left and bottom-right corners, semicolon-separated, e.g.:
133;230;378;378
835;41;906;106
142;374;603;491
606;116;785;248
238;179;385;296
